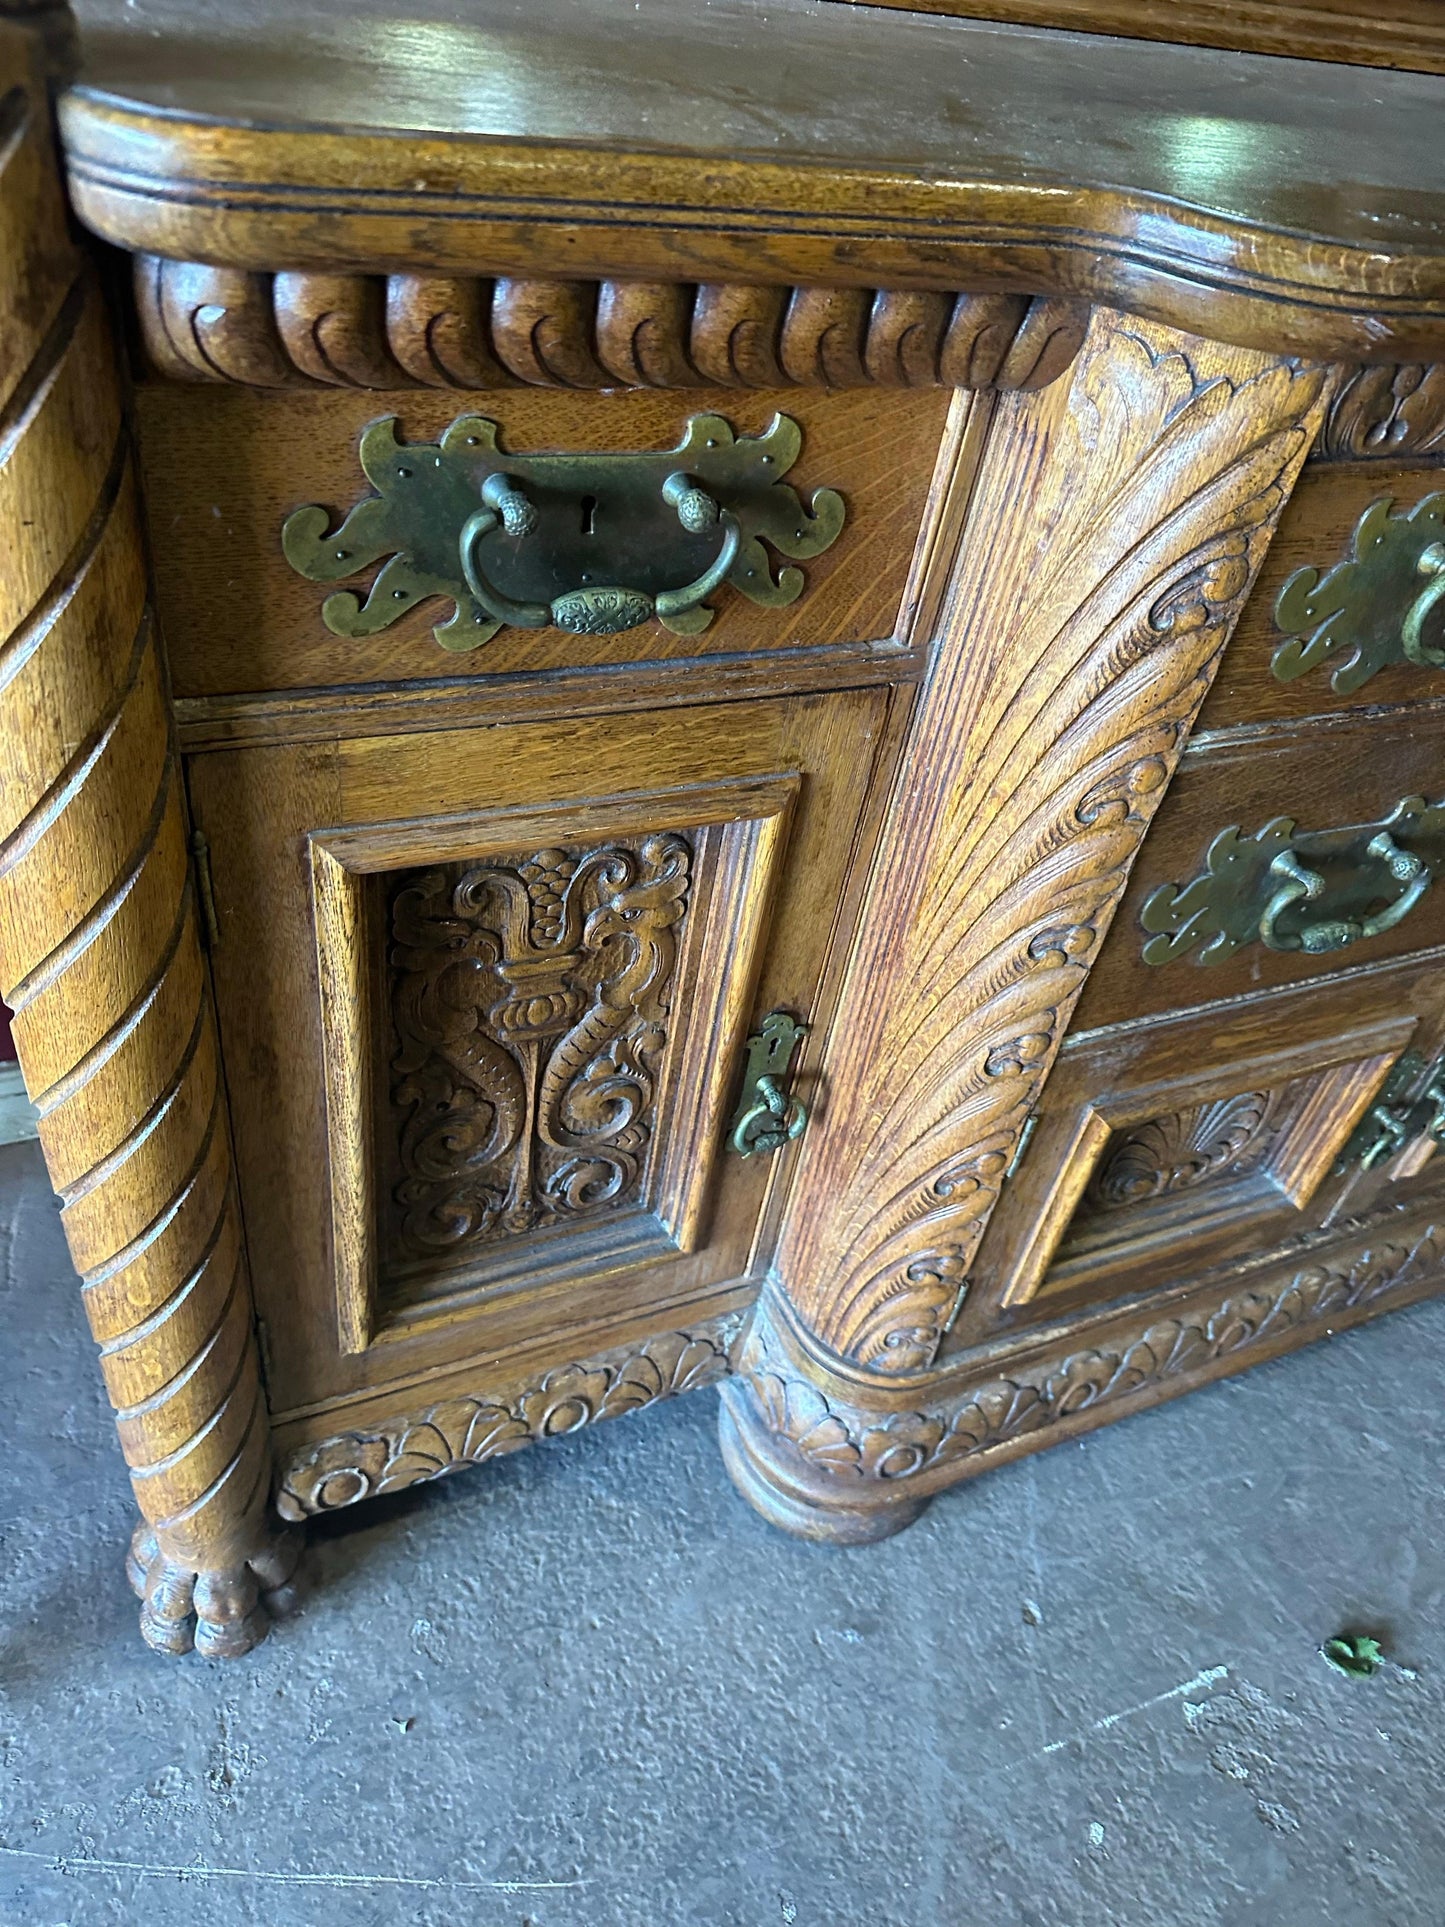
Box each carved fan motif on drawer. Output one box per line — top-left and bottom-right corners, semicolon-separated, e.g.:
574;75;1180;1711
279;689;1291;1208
385;834;691;1262
1080;1090;1281;1215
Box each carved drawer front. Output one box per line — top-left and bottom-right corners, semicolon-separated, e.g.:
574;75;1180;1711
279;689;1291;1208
955;957;1445;1343
135;381;951;705
1073;710;1445;1033
1200;465;1445;731
186;688;889;1418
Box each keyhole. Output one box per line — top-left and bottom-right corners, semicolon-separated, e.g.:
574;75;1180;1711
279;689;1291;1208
579;494;597;536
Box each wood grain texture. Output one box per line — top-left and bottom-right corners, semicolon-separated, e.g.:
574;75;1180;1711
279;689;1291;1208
134;382;951;701
57;0;1445;362
133;258;1087;394
767;311;1329;1377
0;3;296;1657
720;1198;1445;1538
825;0;1445;76
1197;464;1445;732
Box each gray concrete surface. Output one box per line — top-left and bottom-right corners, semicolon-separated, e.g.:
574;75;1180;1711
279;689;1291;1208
1;1134;1442;1927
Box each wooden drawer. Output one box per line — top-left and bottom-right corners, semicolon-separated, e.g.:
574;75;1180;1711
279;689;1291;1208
1073;711;1445;1033
186;687;892;1420
137;382;951;704
956;952;1445;1344
1199;462;1445;732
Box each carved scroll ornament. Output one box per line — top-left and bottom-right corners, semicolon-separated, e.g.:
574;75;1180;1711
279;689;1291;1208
766;317;1329;1375
386;833;692;1267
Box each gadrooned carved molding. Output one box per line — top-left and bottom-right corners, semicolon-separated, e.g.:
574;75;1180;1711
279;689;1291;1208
767;315;1329;1377
134;258;1089;394
1315;363;1445;462
737;1216;1444;1490
276;1319;741;1518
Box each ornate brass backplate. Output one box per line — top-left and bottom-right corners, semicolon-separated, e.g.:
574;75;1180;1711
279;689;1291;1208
1141;795;1445;965
1272;493;1445;695
282;412;846;651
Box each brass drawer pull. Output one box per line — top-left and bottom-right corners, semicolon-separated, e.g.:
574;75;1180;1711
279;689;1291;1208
459;470;744;637
1141;795;1445;965
1272;493;1445;696
283;411;845;654
1401;543;1445;668
730;1012;809;1158
1258;833;1430;954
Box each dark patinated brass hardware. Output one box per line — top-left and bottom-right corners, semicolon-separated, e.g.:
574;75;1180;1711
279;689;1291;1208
282;412;845;652
730;1012;809;1158
1272;493;1445;695
1141;795;1445;965
1336;1049;1445;1172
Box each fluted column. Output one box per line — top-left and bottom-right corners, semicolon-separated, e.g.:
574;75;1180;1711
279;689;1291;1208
0;2;297;1654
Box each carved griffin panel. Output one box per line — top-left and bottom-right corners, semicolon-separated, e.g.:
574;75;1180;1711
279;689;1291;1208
385;832;692;1266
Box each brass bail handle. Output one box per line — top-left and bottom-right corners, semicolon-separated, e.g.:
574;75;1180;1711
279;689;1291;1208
1402;541;1445;668
458;470;743;635
1259;831;1431;954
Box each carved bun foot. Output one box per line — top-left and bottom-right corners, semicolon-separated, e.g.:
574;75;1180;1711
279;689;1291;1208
126;1520;303;1659
717;1384;931;1546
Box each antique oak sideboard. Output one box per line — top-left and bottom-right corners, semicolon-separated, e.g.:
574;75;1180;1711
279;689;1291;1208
4;0;1445;1658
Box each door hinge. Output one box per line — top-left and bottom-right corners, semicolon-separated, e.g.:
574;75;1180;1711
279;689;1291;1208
190;828;221;948
1004;1113;1038;1182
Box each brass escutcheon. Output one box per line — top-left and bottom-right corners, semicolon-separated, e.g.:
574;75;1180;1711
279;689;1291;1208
1272;492;1445;696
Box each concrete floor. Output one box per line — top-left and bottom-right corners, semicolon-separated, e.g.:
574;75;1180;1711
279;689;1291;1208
1;1137;1443;1927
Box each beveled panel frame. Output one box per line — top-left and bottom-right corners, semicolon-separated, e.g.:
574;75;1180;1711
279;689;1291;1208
960;981;1427;1335
311;773;797;1352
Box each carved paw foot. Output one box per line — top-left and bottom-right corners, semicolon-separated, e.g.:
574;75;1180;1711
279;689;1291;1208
126;1520;303;1658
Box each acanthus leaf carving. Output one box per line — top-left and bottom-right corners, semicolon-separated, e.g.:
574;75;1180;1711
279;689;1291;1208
740;1220;1443;1487
1315;363;1445;463
277;1322;740;1519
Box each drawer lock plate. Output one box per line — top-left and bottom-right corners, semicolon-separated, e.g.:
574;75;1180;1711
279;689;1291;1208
282;412;845;653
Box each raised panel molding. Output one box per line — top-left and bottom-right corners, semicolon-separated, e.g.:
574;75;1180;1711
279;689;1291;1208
311;776;796;1351
133;258;1089;395
765;311;1331;1376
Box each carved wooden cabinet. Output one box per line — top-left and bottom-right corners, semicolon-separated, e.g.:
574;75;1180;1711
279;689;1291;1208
4;0;1445;1657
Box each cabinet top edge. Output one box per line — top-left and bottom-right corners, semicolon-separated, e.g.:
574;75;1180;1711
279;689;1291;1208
54;0;1445;362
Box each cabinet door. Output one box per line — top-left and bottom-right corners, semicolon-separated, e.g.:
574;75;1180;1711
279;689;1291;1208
188;689;891;1417
954;952;1445;1345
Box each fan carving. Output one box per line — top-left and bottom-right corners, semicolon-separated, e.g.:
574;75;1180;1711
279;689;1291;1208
1085;1091;1277;1214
